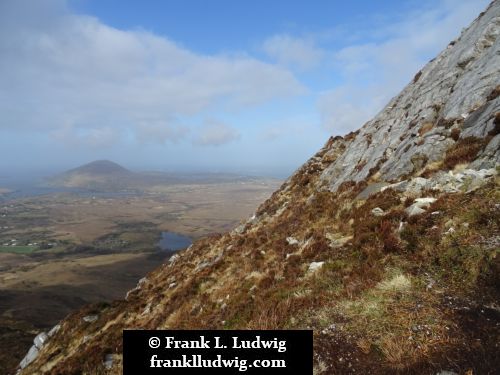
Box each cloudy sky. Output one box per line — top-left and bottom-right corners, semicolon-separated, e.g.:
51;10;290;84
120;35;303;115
0;0;490;176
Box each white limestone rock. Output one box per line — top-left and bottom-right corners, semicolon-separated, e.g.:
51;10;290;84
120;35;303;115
318;2;500;192
308;262;325;273
47;324;61;337
406;197;437;216
19;345;39;369
83;315;98;323
406;205;427;217
19;330;52;370
371;207;385;216
33;332;48;349
414;197;437;207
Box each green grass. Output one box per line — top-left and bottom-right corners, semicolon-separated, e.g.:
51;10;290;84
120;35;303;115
0;246;37;254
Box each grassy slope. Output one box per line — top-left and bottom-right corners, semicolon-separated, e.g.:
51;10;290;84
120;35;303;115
22;133;499;374
0;246;37;254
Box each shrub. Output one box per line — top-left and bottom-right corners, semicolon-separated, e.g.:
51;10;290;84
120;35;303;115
302;235;330;259
488;112;500;136
486;85;500;101
400;224;420;252
443;136;485;169
412;70;422;83
355;159;367;172
418;122;434;136
379;220;401;253
450;127;461;141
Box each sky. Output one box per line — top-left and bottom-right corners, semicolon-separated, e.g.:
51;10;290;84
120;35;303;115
0;0;491;177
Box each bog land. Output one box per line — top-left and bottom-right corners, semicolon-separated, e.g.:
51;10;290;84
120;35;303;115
0;176;280;370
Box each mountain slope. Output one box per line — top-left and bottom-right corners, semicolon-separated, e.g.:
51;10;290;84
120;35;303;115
61;160;131;175
18;2;500;374
47;160;135;191
47;160;272;191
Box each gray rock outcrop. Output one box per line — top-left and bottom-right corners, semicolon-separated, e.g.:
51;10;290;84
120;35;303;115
319;1;500;192
19;346;39;370
33;332;48;349
19;332;50;370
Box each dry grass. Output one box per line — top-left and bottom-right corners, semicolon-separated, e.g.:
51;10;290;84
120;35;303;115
17;133;499;374
412;70;422;83
418;122;434;136
330;270;450;369
486;84;500;101
379;336;420;369
443;136;486;170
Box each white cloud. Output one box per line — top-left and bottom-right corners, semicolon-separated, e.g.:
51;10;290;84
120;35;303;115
136;120;189;144
194;119;240;146
0;0;304;147
262;34;324;69
318;0;490;134
258;117;313;142
51;123;120;149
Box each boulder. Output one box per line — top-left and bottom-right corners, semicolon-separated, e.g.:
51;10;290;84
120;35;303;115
414;197;437;207
406;204;426;217
308;262;324;273
83;315;98;323
371;207;385;216
406;196;437;216
104;354;114;369
34;332;48;349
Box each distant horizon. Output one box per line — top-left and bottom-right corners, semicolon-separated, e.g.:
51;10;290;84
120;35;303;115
0;159;290;188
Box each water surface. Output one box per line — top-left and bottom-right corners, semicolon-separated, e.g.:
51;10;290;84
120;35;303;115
158;232;192;252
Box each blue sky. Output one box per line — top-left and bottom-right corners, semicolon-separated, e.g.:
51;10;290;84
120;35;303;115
0;0;490;177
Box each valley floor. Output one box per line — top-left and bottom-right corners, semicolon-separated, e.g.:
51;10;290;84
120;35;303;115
0;178;280;372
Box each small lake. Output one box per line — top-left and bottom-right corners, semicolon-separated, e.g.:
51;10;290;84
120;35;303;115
158;232;192;252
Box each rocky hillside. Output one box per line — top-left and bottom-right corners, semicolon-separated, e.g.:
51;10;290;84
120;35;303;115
17;1;500;374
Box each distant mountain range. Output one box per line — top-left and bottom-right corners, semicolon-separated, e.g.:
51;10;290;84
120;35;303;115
46;160;271;191
60;160;131;176
46;160;140;191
